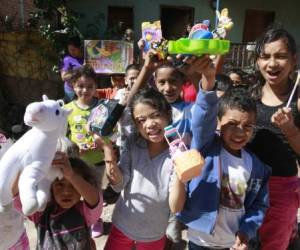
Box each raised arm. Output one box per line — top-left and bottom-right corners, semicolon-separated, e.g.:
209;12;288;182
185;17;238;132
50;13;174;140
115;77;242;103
191;59;218;151
169;174;186;213
52;152;99;207
126;49;164;105
93;135;123;186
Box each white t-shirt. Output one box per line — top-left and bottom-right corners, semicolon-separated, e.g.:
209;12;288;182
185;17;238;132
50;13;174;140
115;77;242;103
188;148;252;248
114;88;135;148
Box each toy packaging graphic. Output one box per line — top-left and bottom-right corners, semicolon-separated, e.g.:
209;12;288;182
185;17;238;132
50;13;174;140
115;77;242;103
164;125;205;183
84;40;133;74
141;20;162;58
88;99;125;137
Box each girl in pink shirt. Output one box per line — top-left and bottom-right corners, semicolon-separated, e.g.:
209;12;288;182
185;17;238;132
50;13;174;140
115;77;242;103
14;153;103;250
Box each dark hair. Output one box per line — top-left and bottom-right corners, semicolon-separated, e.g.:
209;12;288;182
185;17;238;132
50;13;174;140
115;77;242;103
125;64;141;75
251;27;297;99
130;88;172;124
68;36;81;48
70;65;97;86
227;68;244;78
218;85;257;119
155;64;185;80
254;28;297;61
215;74;232;92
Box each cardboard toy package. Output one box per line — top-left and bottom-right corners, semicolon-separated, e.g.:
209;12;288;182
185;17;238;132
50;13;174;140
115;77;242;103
89;99;125;136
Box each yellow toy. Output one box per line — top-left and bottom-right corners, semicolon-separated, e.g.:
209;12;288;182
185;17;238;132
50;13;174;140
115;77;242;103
214;8;234;39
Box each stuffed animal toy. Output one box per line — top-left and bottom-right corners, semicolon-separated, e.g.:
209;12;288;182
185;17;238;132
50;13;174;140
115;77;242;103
0;95;72;215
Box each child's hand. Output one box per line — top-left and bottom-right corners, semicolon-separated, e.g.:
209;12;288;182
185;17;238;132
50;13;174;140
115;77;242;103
137;38;145;50
143;49;164;71
231;232;249;250
52;152;74;180
271;107;299;137
93;133;113;152
180;55;215;77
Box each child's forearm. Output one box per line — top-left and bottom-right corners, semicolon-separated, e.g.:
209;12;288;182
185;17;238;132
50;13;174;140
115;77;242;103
126;65;153;105
215;55;224;74
61;70;72;82
169;175;186;213
102;146;123;185
67;173;99;207
201;73;216;91
105;160;123;186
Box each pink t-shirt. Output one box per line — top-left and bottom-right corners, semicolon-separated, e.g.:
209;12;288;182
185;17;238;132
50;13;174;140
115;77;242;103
14;193;103;227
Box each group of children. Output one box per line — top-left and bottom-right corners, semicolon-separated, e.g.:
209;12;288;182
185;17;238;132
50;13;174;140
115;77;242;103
1;26;300;250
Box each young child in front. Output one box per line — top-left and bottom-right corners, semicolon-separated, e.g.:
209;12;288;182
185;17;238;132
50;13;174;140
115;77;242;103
169;69;271;249
94;88;174;250
13;152;102;249
64;65;105;237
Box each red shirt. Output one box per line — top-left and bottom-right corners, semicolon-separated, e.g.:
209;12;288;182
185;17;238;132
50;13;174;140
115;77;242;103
181;81;197;103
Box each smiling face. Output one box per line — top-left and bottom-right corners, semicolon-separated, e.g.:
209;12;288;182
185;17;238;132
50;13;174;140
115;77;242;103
219;108;256;156
73;76;96;105
133;102;169;144
257;39;296;88
155;67;183;103
52;178;81;209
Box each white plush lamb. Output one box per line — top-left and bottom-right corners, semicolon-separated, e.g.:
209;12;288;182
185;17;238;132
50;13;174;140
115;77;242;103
0;95;72;215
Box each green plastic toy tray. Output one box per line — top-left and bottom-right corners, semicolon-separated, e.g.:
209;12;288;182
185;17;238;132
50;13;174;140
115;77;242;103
168;38;230;55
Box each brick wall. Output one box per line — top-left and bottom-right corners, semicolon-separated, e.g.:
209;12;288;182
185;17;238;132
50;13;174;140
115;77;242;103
0;0;36;30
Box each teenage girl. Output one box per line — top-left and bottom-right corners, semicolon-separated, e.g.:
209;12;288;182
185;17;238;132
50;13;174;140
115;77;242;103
94;88;174;250
248;28;300;250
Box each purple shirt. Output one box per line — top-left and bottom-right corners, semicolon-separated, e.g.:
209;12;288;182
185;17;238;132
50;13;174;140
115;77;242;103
61;55;84;92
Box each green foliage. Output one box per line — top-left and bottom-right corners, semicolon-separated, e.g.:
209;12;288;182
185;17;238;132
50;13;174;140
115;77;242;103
28;0;83;73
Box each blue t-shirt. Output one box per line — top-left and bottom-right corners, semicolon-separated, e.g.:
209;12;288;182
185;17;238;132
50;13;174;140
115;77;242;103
171;100;194;147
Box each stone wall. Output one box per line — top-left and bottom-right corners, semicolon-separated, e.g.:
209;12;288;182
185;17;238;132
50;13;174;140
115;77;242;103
0;32;63;106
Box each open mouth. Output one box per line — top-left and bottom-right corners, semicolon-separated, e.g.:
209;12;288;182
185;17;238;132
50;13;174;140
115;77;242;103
164;93;176;100
61;198;73;203
266;70;281;79
231;138;246;146
147;129;162;139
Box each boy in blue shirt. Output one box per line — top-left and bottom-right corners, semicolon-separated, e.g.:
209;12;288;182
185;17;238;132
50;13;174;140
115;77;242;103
169;70;271;250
